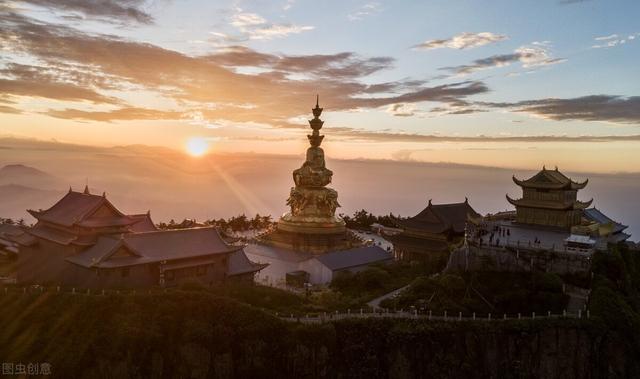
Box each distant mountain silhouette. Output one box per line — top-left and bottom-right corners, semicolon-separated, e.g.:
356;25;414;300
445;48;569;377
0;184;64;222
0;137;637;240
0;164;60;188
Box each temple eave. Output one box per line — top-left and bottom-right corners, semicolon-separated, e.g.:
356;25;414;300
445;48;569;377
571;179;589;190
27;209;42;219
575;199;593;209
506;196;582;211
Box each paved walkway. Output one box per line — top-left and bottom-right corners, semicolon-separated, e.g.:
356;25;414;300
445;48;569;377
565;285;590;313
367;284;411;309
351;230;394;252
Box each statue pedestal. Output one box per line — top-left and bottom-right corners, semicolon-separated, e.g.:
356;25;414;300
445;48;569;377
277;213;346;234
259;226;355;255
258;212;353;255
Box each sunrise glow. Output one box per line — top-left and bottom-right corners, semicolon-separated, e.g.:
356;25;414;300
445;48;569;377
186;137;209;157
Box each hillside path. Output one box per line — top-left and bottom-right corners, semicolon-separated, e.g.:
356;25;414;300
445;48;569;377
367;284;411;309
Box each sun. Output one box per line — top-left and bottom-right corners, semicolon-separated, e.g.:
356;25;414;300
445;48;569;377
186;137;209;157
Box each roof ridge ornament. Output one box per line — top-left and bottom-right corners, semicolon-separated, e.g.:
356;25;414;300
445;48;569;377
83;184;90;195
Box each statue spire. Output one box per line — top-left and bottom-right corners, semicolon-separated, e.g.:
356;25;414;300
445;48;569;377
308;95;324;148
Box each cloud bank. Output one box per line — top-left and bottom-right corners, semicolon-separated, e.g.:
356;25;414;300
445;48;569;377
483;95;640;125
413;32;507;50
15;0;154;24
441;43;566;75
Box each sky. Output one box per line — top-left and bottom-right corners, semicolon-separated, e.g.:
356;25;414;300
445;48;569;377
1;0;640;172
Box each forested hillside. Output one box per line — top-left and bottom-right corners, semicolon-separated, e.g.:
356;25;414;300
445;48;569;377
0;286;638;378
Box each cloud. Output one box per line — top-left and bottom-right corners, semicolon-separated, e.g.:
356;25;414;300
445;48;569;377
331;129;640;143
591;32;639;49
206;46;394;79
228;9;313;40
0;105;23;114
441;43;566;75
385;98;488;118
595;34;618;41
558;0;592;4
246;24;314;40
16;0;154;24
0;77;119;105
1;62;121;91
347;2;382;21
230;12;266;27
386;103;416;117
413;32;507;50
0;11;489;125
45;107;184;121
429;104;487;116
483;95;640;125
283;0;295;11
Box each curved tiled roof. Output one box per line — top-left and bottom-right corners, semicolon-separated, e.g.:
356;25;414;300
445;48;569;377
123;227;239;259
227;249;268;276
66;227;242;268
28;190;133;227
506;195;593;210
396;199;480;234
512;167;588;190
128;213;158;232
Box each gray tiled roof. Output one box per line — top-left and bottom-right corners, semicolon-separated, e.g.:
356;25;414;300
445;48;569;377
29;190;131;227
0;224;25;237
314;246;392;271
65;236;123;267
128;213;158;232
583;208;628;234
398;200;480;234
227;249;268;276
124;227;237;259
66;227;241;268
28;224;78;245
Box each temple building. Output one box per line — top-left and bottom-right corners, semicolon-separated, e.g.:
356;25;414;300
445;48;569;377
507;166;592;229
16;187;265;288
0;224;29;257
388;199;481;262
582;207;631;243
246;97;392;285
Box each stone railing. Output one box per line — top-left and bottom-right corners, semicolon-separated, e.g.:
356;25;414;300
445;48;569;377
277;308;590;324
